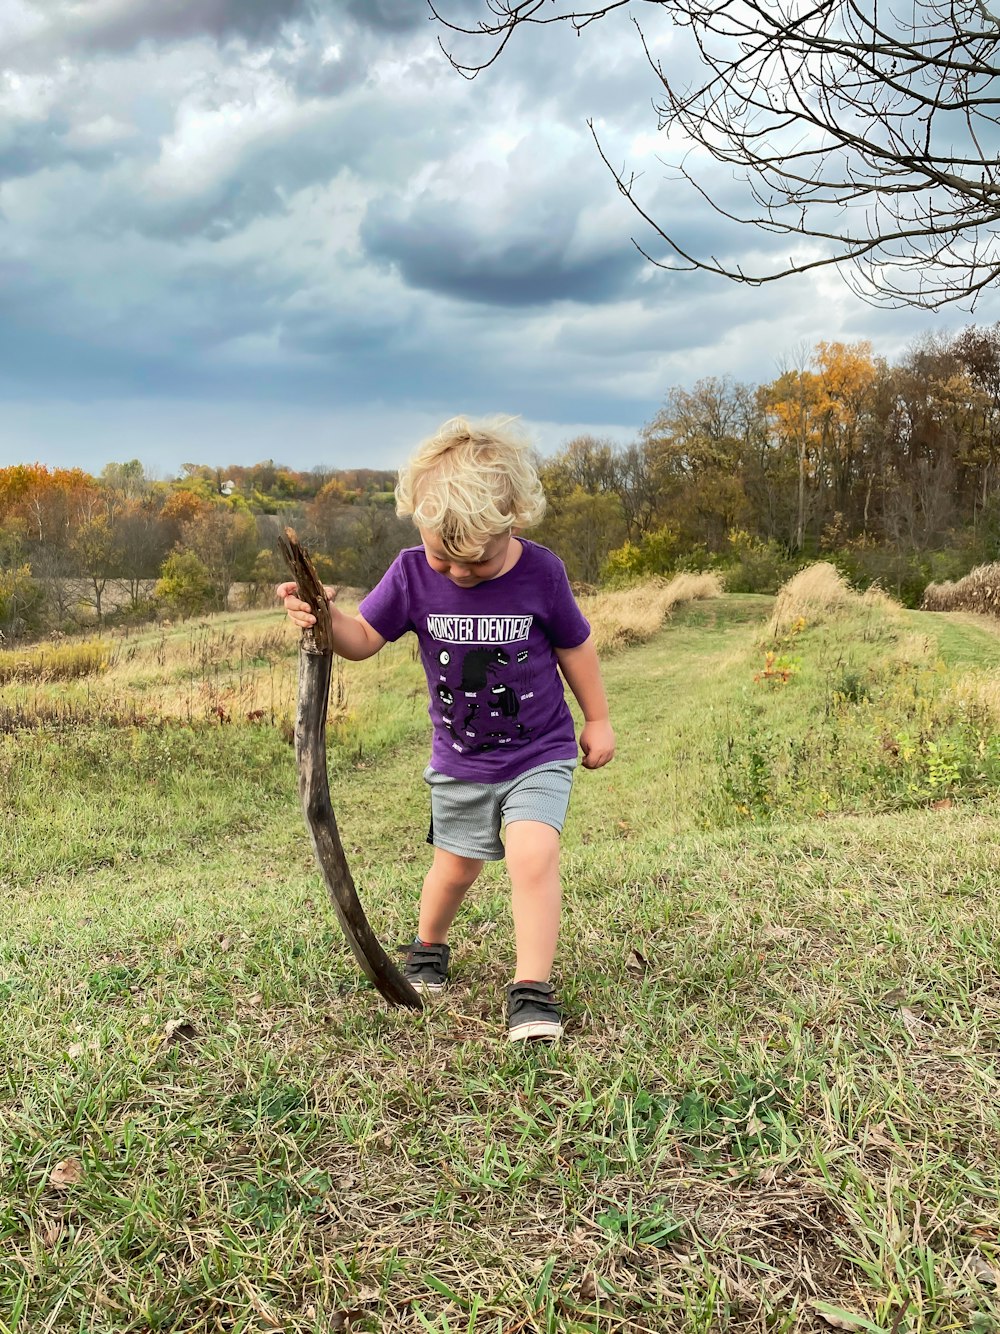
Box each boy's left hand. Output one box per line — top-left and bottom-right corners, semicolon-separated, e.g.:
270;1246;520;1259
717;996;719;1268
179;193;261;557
579;719;615;769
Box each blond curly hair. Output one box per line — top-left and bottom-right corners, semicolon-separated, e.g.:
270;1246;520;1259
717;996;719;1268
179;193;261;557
395;416;547;562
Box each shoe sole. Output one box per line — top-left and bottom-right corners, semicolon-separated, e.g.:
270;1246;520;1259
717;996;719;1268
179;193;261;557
409;979;448;996
508;1020;563;1042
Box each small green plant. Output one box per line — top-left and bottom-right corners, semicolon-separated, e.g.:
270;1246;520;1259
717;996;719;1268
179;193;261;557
830;667;871;704
721;724;776;819
754;650;800;686
230;1171;332;1229
596;1197;685;1249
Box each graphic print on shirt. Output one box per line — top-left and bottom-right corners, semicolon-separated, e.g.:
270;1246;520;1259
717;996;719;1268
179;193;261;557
428;614;534;754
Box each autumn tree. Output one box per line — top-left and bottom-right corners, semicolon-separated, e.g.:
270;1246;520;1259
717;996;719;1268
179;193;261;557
100;459;150;502
71;513;119;622
336;504;415;588
643;378;759;548
811;342;880;527
305;478;357;559
760;344;880;551
536;486;627;583
177;508;258;611
115;501;172;609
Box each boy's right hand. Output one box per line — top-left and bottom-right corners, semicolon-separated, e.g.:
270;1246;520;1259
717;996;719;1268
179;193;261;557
275;581;337;630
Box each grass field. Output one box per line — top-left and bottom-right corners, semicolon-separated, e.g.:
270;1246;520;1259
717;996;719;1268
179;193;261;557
2;583;999;1332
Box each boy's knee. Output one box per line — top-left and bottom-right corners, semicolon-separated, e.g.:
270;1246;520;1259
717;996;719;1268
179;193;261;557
430;849;482;892
504;821;561;881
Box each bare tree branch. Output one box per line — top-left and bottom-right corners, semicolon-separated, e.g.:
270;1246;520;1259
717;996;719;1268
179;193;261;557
432;0;1000;307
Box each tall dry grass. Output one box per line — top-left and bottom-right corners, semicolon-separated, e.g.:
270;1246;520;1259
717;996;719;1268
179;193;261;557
947;671;1000;724
768;562;899;638
922;563;1000;616
582;572;723;653
0;639;114;685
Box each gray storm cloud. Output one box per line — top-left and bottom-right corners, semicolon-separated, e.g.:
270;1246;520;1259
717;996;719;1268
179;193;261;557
11;0;313;55
362;202;643;307
0;0;978;473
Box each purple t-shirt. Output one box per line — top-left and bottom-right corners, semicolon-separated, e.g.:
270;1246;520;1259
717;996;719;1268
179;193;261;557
359;539;591;781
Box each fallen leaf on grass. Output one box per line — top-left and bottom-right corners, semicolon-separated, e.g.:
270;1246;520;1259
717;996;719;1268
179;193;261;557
764;925;797;941
899;1007;927;1039
48;1159;83;1190
329;1311;364;1331
625;949;648;975
813;1305;874;1330
577;1273;598;1301
863;1122;898;1151
970;1255;1000;1288
163;1019;197;1046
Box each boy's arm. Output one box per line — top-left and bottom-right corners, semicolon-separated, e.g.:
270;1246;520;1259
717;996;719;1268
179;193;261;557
276;582;386;661
555;635;615;769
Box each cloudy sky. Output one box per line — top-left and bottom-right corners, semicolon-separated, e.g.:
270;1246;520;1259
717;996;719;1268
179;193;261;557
0;0;989;477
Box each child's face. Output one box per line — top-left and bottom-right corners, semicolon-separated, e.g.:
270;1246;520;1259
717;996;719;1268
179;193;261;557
419;527;513;587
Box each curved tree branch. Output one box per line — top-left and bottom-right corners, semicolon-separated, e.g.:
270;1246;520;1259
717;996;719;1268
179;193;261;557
278;530;422;1011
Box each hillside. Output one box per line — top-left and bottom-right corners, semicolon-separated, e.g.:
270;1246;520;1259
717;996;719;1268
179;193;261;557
2;592;999;1332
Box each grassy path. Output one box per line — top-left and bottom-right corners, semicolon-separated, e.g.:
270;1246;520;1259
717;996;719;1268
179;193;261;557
2;599;1000;1331
906;607;1000;667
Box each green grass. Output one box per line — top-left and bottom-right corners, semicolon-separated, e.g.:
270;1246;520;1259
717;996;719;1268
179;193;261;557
2;597;1000;1331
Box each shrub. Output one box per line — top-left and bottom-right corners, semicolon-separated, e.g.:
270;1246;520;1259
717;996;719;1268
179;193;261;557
716;531;801;594
601;526;681;585
828;541;967;608
155;551;215;618
0;564;45;643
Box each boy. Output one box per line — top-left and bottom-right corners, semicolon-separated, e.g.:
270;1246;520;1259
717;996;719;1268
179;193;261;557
279;417;614;1041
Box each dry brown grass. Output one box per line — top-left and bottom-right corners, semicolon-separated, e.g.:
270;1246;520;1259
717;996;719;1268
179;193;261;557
768;562;900;638
581;572;723;653
922;562;1000;615
947;671;1000;724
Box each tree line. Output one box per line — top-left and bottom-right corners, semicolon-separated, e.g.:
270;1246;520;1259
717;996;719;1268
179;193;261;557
535;329;1000;602
0;459;404;641
3;327;999;641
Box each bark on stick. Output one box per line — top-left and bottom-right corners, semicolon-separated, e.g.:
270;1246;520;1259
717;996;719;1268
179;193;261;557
278;529;422;1010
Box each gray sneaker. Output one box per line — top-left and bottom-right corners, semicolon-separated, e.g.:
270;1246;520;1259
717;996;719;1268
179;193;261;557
507;981;563;1042
400;941;450;994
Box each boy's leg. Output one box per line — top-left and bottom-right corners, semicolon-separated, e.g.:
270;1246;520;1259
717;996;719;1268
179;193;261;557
503;820;561;981
418;846;483;944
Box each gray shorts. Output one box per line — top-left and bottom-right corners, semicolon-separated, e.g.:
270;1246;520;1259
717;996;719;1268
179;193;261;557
424;759;577;862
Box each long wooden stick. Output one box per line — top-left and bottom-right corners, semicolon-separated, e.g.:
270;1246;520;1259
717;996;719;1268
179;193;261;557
278;529;422;1011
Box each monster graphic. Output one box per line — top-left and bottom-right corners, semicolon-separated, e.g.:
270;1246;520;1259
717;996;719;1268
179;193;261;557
427;614;535;755
435;683;461;749
459;647;509;690
448;646;530;751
